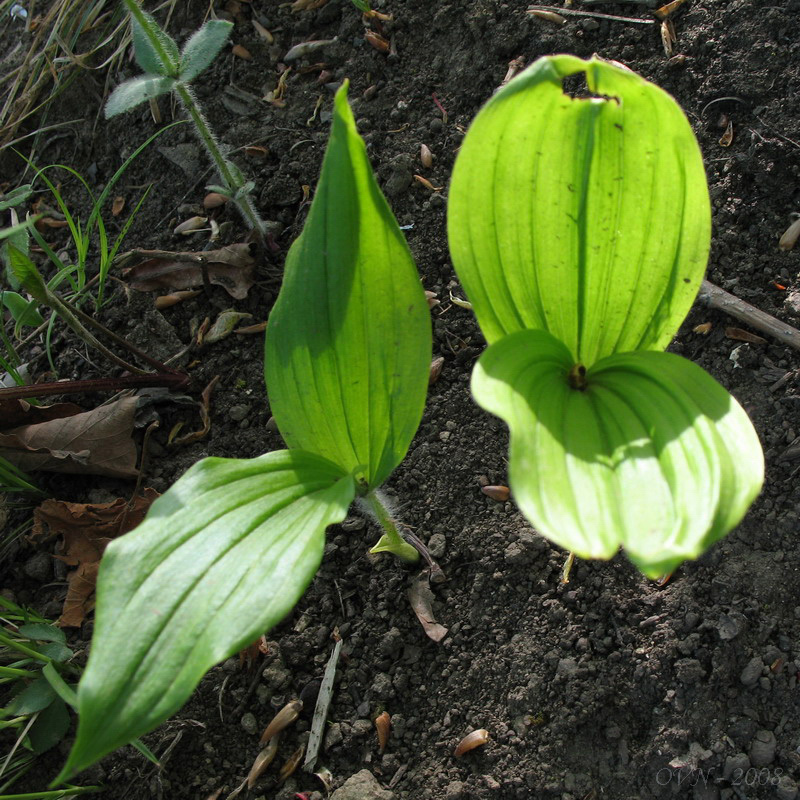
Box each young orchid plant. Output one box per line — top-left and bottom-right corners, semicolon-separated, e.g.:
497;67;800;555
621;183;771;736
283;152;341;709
106;0;266;237
56;55;762;781
56;82;431;782
448;55;763;577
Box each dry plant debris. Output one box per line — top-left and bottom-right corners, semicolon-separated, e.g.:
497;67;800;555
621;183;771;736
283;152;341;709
0;397;139;478
31;489;159;626
407;571;448;642
119;243;256;300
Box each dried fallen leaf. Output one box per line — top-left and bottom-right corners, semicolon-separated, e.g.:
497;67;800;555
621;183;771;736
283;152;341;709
121;243;256;300
692;322;712;335
407;570;448;642
0;400;82;429
170;376;220;447
779;217;800;251
0;397;138;478
278;744;305;783
719;119;734;147
725;327;767;344
232;43;252;60
112;195;125;217
32;489;159;626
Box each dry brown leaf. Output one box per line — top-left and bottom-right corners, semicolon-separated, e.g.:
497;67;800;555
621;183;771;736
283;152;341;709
170;376;219;447
0;400;83;429
121;243;256;300
407;570;448;642
0;397;138;478
725;327;767;344
112;195;125;217
32;489;159;626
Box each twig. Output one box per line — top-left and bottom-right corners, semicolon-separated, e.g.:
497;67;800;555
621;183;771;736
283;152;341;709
698;279;800;352
527;5;656;23
303;633;342;773
0;372;189;402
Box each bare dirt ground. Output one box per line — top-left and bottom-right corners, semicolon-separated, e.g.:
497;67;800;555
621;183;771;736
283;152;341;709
3;0;800;798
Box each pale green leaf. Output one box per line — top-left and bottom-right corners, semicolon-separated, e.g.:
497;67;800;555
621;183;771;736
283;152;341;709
130;9;180;77
105;76;175;119
265;82;431;490
58;450;354;780
448;55;711;366
472;330;764;577
179;20;233;82
1;292;44;328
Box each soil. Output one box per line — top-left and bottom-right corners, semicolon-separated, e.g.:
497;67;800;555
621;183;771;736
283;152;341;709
2;0;800;798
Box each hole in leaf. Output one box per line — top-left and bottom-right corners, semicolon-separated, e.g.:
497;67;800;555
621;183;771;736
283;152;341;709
567;364;587;391
560;73;620;105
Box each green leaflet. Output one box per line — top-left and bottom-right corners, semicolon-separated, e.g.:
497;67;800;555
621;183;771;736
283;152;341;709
58;450;355;781
448;55;710;366
472;330;764;577
105;75;176;118
265;82;431;491
179;20;233;82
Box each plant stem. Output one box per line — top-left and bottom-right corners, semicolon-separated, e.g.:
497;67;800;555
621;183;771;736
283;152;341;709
0;631;51;664
362;491;419;563
173;84;266;238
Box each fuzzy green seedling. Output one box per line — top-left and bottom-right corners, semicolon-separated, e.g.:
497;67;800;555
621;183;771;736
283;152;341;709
106;0;265;237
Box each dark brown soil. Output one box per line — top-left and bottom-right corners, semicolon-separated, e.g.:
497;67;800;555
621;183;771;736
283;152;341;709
3;1;800;799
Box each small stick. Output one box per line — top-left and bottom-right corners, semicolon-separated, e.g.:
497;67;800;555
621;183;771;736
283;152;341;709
527;5;656;23
698;279;800;352
0;372;189;402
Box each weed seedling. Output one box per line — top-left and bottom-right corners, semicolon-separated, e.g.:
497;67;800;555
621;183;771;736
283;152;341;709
105;1;266;238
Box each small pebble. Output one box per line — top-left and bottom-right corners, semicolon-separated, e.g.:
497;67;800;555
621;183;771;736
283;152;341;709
748;729;776;767
739;656;762;686
241;712;258;735
776;775;798;800
23;551;52;583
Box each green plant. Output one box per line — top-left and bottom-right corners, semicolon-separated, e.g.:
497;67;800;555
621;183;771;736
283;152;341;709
0;597;98;796
105;0;265;238
55;81;430;781
447;55;763;577
53;56;764;782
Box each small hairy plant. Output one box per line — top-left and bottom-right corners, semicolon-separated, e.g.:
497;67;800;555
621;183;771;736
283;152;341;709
56;82;431;781
105;0;265;237
447;55;763;577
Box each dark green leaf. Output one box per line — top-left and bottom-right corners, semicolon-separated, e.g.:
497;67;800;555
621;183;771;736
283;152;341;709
59;449;354;780
29;697;71;754
7;677;56;715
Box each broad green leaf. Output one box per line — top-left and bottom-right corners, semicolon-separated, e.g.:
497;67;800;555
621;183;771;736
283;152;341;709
1;292;44;328
58;450;354;780
265;82;431;491
18;623;66;644
179;19;233;82
105;76;175;118
8;676;57;715
6;244;48;304
129;6;180;77
29;697;71;754
448;55;711;366
472;330;763;577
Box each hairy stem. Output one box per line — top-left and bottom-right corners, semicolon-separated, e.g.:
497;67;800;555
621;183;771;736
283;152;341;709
362;490;420;563
173;83;265;238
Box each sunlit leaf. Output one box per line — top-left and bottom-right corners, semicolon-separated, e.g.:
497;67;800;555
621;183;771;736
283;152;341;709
58;450;354;780
472;329;764;577
448;55;710;366
265;82;431;490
